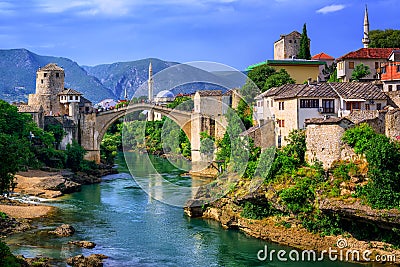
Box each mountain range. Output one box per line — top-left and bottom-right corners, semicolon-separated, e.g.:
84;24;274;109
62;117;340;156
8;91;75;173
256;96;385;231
0;49;246;103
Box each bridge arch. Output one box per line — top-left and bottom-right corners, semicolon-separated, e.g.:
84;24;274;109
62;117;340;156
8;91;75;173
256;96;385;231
82;103;193;163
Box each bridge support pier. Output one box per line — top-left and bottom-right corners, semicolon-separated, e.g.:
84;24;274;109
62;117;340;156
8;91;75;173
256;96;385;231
85;150;101;164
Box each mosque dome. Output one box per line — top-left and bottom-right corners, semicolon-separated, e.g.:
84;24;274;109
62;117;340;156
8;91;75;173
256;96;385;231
156;90;174;98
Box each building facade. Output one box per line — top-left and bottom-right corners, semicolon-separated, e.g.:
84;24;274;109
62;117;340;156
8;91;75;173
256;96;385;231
311;52;335;82
336;48;395;82
274;31;302;60
247;59;325;84
254;82;387;147
380;50;400;92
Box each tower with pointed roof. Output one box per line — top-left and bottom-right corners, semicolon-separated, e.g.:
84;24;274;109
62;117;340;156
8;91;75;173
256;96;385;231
362;5;370;48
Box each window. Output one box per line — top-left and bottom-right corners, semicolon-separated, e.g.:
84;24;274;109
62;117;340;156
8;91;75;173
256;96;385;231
365;104;370;110
389;85;393;92
75;96;79;100
294;40;297;43
278;101;284;110
69;96;73;101
289;40;292;43
348;62;355;69
266;100;269;107
300;99;319;108
346;101;361;111
56;73;60;78
375;62;379;69
397;85;400;91
44;73;47;77
271;100;273;107
377;103;382;110
322;99;335;113
397;65;400;72
277;119;285;128
41;79;43;84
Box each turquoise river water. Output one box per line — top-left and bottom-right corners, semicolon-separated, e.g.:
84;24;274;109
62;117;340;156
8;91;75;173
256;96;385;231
5;153;361;266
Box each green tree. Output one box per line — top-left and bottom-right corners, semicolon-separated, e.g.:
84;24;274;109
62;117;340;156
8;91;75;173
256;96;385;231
282;129;306;164
101;133;120;164
369;29;400;48
242;64;295;103
66;141;87;172
247;65;276;90
44;123;66;148
297;23;311;60
263;69;295;92
322;62;337;81
351;63;371;81
167;96;194;111
200;132;215;156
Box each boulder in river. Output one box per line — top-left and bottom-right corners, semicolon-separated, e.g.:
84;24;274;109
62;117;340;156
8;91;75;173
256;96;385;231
49;224;75;237
68;240;96;249
66;254;108;267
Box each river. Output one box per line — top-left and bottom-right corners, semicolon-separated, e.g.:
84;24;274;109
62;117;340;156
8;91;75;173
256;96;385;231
6;152;360;266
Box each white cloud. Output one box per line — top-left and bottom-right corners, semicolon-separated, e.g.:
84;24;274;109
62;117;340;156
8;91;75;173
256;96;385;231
0;1;14;15
37;0;240;16
316;4;345;14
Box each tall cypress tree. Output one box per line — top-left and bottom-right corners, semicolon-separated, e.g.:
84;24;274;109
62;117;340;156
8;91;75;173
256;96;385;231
298;23;311;60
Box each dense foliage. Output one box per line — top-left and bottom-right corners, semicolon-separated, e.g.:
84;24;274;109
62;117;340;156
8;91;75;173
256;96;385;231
0;100;63;193
166;96;194;111
369;29;400;48
351;63;371;81
242;65;295;102
121;118;191;159
0;241;26;267
343;123;400;209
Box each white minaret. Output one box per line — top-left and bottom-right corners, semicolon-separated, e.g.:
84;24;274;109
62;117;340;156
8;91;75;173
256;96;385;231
148;62;154;101
362;5;370;48
147;62;154;121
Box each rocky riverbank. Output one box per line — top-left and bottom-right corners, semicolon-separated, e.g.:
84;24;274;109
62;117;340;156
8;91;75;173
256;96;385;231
185;177;400;264
0;165;116;266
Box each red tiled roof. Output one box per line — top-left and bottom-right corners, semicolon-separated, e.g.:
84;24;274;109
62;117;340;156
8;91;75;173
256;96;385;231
337;48;398;60
312;52;335;60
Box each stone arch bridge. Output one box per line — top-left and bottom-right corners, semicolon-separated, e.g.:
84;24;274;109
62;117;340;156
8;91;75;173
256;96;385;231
80;103;220;164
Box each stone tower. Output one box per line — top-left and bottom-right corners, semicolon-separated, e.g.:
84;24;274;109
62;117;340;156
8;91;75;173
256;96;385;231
28;63;65;115
362;5;370;48
147;62;154;121
274;31;302;59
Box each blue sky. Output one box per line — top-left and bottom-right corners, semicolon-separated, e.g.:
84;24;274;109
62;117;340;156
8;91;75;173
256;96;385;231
0;0;398;70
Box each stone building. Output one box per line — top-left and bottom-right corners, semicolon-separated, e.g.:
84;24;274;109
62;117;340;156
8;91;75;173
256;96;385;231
305;109;400;169
311;52;335;82
254;82;387;147
27;63;65;116
380;50;400;92
274;31;302;60
305;117;355;169
18;63;91;150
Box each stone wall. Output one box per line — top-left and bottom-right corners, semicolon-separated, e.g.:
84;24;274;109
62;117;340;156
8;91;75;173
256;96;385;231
387;91;400;108
306;124;349;169
346;110;386;134
385;109;400;141
246;120;275;150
